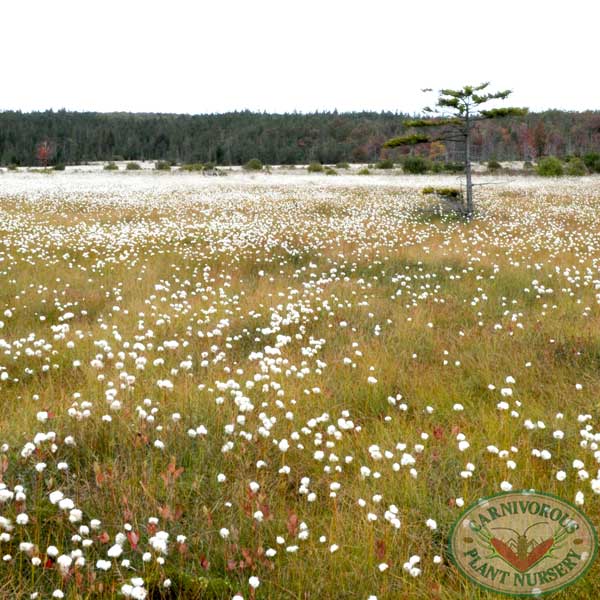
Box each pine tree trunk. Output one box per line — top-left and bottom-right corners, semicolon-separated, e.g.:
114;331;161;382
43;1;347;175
464;112;473;219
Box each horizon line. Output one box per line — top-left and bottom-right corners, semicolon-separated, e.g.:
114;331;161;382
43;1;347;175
2;107;600;117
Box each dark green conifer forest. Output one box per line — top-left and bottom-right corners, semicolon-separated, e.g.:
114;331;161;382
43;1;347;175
0;109;598;166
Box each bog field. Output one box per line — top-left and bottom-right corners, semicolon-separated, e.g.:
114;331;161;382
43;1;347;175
2;170;600;599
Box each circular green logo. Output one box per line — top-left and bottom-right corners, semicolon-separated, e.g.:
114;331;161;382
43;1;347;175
448;491;597;596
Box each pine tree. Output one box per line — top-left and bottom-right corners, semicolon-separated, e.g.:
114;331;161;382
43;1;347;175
384;83;528;218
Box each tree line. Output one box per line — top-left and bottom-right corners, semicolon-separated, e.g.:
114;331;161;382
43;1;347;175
0;109;598;167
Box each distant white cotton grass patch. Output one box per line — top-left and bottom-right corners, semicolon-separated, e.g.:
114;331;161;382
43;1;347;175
0;171;600;598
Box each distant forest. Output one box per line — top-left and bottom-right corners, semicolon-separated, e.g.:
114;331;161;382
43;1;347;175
1;109;599;166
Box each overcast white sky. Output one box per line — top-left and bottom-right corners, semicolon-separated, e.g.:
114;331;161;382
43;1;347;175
2;0;598;115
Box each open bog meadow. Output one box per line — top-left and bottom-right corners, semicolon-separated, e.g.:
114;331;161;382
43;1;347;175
2;170;600;599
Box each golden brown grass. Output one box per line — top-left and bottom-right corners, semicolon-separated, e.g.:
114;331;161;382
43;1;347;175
1;175;600;598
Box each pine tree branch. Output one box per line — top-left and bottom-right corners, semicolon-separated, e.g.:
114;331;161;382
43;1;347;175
404;118;463;128
383;134;431;148
438;98;461;109
479;107;529;119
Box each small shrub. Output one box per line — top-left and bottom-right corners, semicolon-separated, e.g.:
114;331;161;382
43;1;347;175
523;160;534;170
583;152;600;173
537;156;563;177
358;168;370;175
181;162;219;172
155;161;171;171
565;157;587;176
376;159;394;170
180;163;203;172
422;186;462;200
243;158;263;171
52;163;66;171
126;162;141;170
487;159;502;171
307;162;323;173
7;164;19;171
324;167;337;175
442;162;465;173
403;156;429;174
335;162;350;169
430;162;444;173
104;162;119;171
